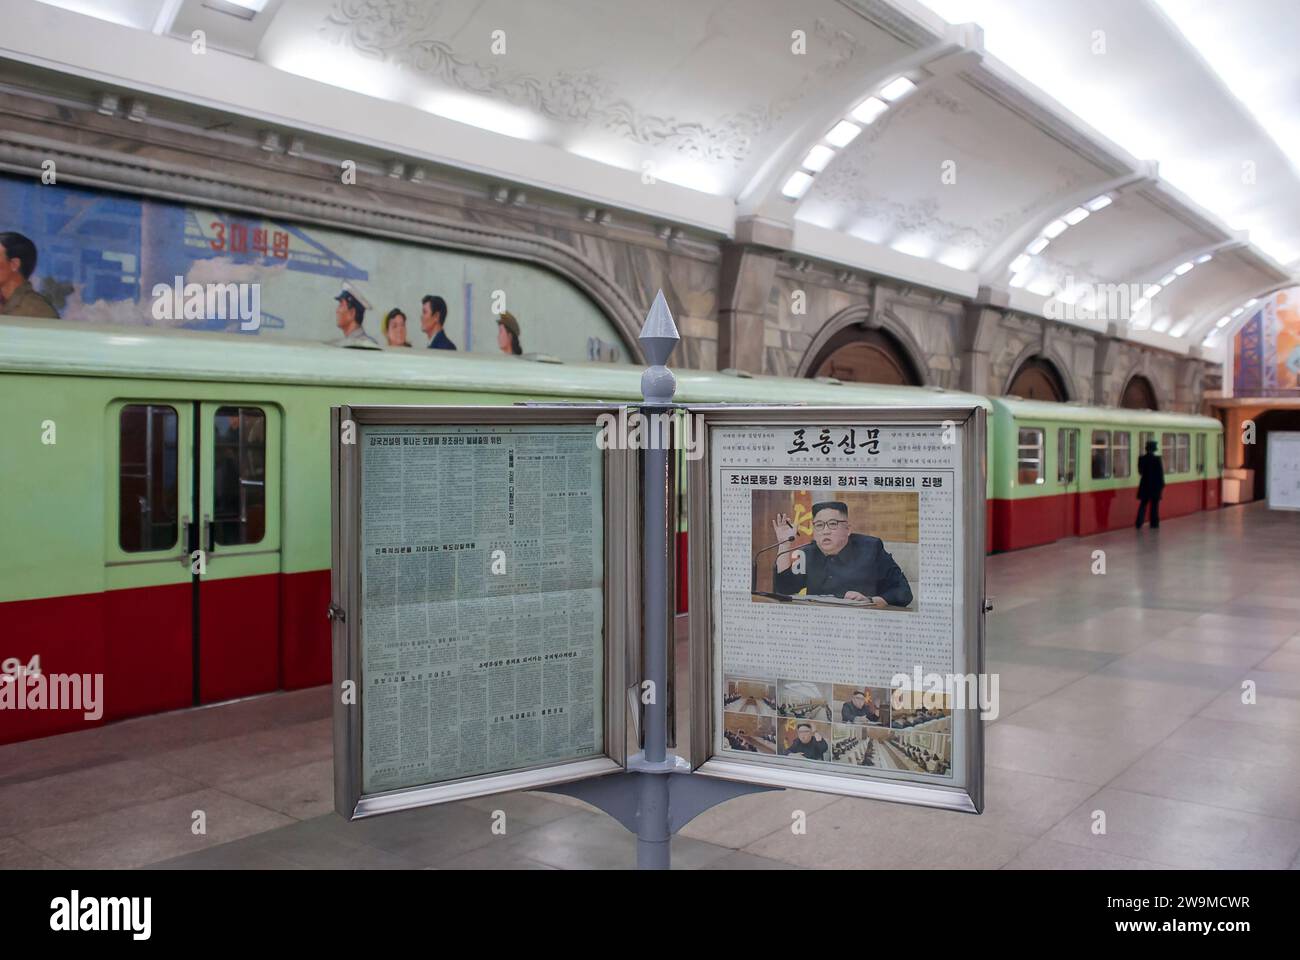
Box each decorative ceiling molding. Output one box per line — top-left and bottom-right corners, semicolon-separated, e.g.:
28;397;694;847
320;0;865;166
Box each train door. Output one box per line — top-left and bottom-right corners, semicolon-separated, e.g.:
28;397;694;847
196;403;282;703
1057;427;1080;536
1196;433;1208;509
106;401;196;719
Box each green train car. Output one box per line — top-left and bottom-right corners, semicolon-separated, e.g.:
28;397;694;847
0;319;991;744
988;397;1222;551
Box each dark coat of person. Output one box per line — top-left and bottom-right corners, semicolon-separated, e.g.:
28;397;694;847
1137;452;1165;501
841;699;880;724
773;532;913;606
785;736;828;760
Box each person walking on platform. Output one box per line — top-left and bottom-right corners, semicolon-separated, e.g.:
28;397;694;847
1136;440;1164;529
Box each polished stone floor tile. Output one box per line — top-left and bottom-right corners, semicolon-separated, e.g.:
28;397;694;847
678;787;842;849
0;836;65;869
493;810;733;870
17;788;295;869
216;758;334;820
1113;745;1300;821
1002;837;1172;870
0;759;201;835
743;796;1034;869
1045;787;1300;869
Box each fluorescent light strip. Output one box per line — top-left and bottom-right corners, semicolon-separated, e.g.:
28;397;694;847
825;120;862;147
781;171;813;199
851;97;888;125
801;145;835;172
880;76;916;102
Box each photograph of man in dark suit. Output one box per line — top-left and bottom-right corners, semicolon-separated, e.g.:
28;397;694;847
772;500;913;608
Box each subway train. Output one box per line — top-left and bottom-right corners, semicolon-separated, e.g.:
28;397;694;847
0;319;1222;744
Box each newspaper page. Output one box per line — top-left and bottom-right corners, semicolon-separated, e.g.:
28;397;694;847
359;423;604;794
711;421;967;786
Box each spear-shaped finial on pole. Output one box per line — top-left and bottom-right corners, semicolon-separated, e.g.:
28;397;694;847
640;289;679;404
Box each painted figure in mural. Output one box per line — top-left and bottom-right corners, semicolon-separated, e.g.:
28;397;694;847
0;232;60;318
1286;346;1300;379
421;295;456;350
331;282;379;349
497;310;523;355
382;308;412;348
1136;440;1164;529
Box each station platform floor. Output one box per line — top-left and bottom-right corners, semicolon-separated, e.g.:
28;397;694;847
3;502;1299;870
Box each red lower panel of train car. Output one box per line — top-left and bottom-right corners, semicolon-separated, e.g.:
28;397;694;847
991;478;1218;552
0;572;332;745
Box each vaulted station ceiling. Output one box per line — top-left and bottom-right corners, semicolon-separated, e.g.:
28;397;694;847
6;0;1297;362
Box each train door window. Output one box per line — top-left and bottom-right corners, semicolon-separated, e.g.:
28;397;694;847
1057;428;1076;484
119;404;179;552
1090;430;1112;479
1140;431;1155;456
1017;428;1045;485
1162;432;1175;471
1196;434;1206;474
1176;433;1190;474
211;406;266;545
1217;434;1224;471
1113;432;1131;478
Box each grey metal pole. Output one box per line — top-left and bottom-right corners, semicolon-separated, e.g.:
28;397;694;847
542;290;778;866
637;290;678;869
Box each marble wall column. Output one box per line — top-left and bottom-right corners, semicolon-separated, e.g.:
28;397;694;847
715;237;782;374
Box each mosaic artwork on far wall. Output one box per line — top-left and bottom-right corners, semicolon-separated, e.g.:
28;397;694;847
1235;287;1300;397
0;173;627;362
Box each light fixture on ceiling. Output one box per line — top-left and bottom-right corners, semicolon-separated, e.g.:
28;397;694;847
1195;253;1213;264
202;0;267;19
1085;195;1113;212
850;97;888;125
1041;219;1068;239
880;76;917;102
801;145;835;172
1063;206;1090;226
1215;316;1231;328
781;171;814;200
1173;261;1194;276
1026;237;1050;255
1009;254;1031;274
825;120;862;148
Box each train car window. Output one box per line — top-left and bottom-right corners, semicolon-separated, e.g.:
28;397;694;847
1196;434;1206;474
1140;431;1155;455
1017;428;1044;485
1056;428;1076;483
1162;433;1175;471
1113;432;1131;478
1177;433;1190;474
212;406;267;546
1217;434;1224;471
119;404;179;552
1090;430;1112;479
